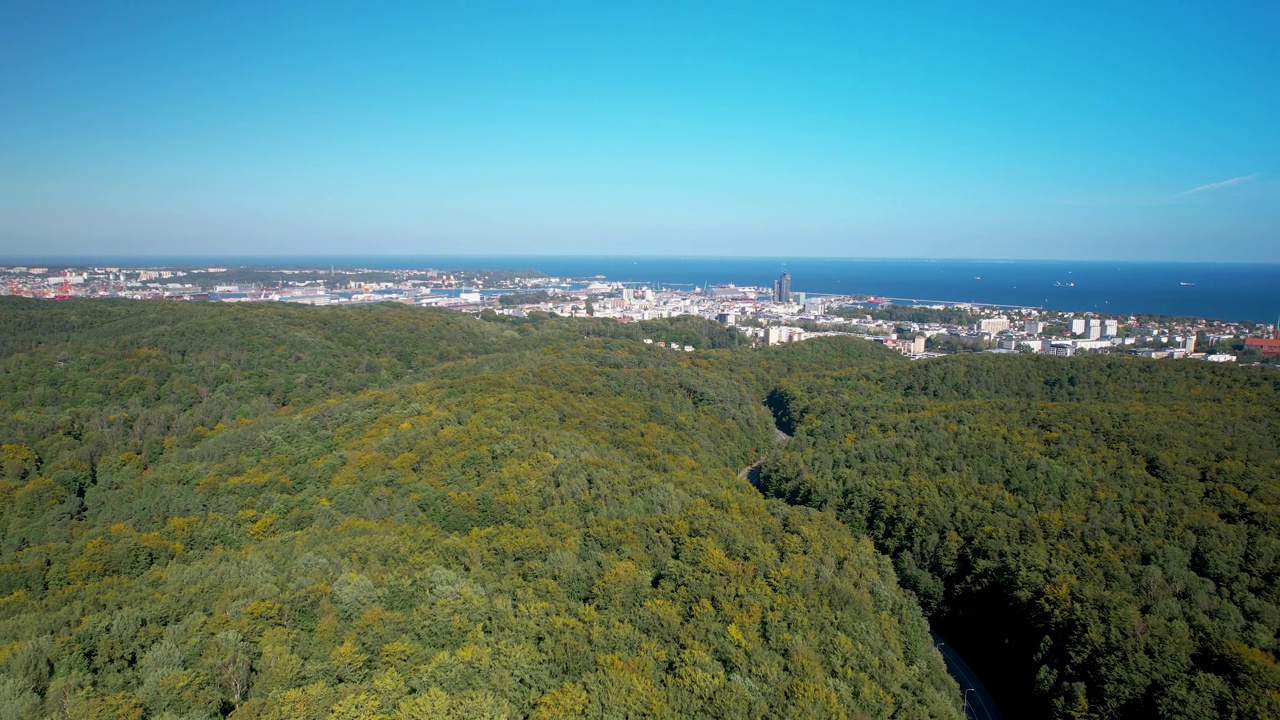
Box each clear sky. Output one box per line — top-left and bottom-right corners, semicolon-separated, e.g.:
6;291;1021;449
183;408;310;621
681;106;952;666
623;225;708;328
1;1;1276;260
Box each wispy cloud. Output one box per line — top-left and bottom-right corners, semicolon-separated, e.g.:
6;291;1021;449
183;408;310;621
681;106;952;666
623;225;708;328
1180;173;1260;196
1047;172;1263;208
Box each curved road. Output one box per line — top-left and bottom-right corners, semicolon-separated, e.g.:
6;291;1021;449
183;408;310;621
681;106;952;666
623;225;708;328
737;422;791;488
931;631;1003;720
746;414;996;718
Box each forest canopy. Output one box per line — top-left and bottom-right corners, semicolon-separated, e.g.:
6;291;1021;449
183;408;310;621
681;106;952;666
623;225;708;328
0;298;956;719
758;352;1280;719
3;296;1277;719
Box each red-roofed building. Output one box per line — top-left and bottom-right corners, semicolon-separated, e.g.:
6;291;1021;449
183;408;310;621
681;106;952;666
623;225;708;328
1245;337;1280;355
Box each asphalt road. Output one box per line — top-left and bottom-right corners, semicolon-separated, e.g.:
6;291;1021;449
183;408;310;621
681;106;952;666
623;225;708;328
931;631;1004;720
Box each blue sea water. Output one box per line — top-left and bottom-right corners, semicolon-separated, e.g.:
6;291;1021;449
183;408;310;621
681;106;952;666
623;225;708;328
448;256;1278;322
430;257;1278;322
12;255;1280;322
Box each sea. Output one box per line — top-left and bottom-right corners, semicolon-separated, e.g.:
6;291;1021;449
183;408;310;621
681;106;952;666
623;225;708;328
13;255;1280;323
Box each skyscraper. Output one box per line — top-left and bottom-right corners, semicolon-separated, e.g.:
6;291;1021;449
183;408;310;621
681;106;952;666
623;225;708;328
774;270;791;303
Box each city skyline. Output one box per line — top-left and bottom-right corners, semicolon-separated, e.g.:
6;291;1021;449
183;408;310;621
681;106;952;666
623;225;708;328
2;2;1277;261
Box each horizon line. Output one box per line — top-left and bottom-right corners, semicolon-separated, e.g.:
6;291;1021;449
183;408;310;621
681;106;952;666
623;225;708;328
3;253;1280;266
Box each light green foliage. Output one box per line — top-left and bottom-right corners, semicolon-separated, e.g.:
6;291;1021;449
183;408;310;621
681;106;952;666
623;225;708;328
0;298;958;718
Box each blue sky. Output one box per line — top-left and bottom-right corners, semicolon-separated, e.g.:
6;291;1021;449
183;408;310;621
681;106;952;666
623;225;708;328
1;1;1276;260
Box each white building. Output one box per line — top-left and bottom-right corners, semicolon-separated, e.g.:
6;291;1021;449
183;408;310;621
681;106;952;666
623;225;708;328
998;338;1046;353
1070;318;1086;335
766;326;805;345
1084;318;1103;340
1073;339;1113;351
976;318;1010;333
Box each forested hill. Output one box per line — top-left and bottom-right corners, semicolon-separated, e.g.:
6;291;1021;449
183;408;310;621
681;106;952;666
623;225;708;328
7;298;1276;720
760;354;1280;719
0;298;958;719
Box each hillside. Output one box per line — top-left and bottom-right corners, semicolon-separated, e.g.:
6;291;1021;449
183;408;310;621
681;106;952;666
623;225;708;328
759;353;1280;719
8;297;1277;719
0;299;957;719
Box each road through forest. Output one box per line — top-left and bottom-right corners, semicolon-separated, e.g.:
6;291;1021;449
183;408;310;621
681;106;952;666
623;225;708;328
743;408;1003;720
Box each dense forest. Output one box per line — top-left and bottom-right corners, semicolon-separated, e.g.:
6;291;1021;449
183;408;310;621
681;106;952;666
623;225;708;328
759;354;1280;718
0;299;956;719
3;298;1277;719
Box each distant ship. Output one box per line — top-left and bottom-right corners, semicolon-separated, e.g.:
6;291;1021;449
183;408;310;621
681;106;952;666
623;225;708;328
1055;281;1075;287
974;276;982;280
1180;282;1195;286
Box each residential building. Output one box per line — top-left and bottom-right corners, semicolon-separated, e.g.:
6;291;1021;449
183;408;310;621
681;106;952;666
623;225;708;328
1000;338;1046;353
766;326;805;345
976;318;1010;333
873;335;926;355
1073;339;1113;351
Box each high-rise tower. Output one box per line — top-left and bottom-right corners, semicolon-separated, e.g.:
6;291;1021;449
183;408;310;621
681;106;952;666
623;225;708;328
774;270;791;303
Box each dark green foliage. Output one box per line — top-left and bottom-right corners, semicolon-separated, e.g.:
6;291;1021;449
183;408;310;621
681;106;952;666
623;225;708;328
575;315;748;349
758;351;1280;719
484;312;751;350
498;290;555;306
925;334;994;354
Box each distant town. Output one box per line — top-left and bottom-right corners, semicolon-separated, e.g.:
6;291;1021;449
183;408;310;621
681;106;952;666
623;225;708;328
3;263;1277;365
